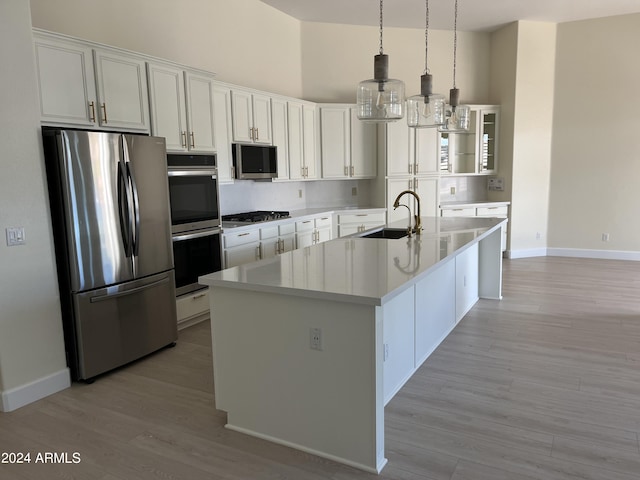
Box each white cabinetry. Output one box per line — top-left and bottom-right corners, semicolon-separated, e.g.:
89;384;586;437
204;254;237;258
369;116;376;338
320;105;376;179
288;102;318;180
34;31;149;132
337;211;386;237
147;63;216;153
455;243;479;322
271;97;290;181
212;83;235;183
260;223;296;259
441;203;509;251
223;228;261;268
231;89;272;144
440;105;499;175
295;215;332;248
176;289;210;329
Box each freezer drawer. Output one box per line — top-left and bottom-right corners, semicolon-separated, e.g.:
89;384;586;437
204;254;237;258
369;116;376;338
72;270;177;380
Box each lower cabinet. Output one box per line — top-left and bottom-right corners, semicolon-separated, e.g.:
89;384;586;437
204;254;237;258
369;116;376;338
176;289;210;329
295;215;332;248
441;203;509;251
260;223;296;259
223;229;260;268
382;252;478;404
336;211;386;237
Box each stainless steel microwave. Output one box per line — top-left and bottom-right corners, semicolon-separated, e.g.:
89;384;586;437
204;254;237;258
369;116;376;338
232;143;277;180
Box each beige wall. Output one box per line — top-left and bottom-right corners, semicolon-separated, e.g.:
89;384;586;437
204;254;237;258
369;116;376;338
30;0;303;97
301;21;491;104
0;0;67;403
548;14;640;252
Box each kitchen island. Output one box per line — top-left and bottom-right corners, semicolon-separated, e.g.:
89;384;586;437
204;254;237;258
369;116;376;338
199;216;506;473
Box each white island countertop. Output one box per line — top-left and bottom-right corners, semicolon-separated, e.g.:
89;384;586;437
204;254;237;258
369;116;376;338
200;216;506;306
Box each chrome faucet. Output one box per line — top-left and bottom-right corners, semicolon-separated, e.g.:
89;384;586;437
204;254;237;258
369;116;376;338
393;190;422;237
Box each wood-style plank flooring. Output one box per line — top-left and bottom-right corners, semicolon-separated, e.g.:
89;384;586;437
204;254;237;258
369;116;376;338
2;256;640;479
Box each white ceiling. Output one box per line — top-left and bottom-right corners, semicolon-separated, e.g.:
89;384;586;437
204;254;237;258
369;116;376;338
259;0;640;32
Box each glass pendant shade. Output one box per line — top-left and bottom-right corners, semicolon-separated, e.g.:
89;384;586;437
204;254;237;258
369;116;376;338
439;87;470;132
357;54;405;122
407;73;445;128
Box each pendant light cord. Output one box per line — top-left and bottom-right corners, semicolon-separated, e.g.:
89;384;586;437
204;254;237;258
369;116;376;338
424;0;429;74
452;0;458;88
379;0;384;55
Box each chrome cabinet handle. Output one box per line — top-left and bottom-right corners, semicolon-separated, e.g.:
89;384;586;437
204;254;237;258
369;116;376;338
255;128;259;140
101;103;108;123
181;131;187;148
256;245;261;259
190;132;195;148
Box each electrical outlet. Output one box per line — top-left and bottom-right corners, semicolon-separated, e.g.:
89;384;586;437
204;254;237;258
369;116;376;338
450;186;456;195
602;233;610;242
536;232;542;240
383;343;389;361
298;189;303;198
352;187;358;196
6;227;26;246
309;327;322;351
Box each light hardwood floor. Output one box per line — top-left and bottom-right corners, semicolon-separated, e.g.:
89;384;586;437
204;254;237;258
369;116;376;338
2;256;640;479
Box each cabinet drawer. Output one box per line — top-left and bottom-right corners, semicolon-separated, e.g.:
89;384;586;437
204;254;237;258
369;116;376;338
441;208;476;217
476;206;508;217
260;226;279;240
315;216;333;229
223;229;260;248
338;212;386;225
176;289;209;322
296;219;315;232
279;222;295;236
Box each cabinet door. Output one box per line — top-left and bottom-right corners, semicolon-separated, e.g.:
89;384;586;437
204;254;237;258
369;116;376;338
479;108;499;174
350;108;377;178
320;107;350;179
385;120;411;176
231;90;254;142
224;243;260;268
213;85;235;183
280;234;296;253
252;93;273;144
94;49;149;131
414;128;439;175
271;98;290;180
34;34;97;127
414;177;439;217
302;104;318;179
316;226;332;244
287;102;305;180
455;243;479;322
147;63;187;152
296;231;315;249
185;71;216;153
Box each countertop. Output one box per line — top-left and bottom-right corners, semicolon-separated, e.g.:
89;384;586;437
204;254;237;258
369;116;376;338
200;216;506;306
439;200;510;209
221;206;386;231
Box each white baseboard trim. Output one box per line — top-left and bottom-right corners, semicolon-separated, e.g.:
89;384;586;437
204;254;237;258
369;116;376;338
506;248;548;259
1;368;70;412
547;248;640;261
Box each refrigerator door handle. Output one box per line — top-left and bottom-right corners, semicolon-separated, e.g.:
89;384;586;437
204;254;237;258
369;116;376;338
90;275;171;303
122;138;141;261
117;161;133;257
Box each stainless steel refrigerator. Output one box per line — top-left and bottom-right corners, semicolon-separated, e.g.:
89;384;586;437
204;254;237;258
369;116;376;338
43;128;178;381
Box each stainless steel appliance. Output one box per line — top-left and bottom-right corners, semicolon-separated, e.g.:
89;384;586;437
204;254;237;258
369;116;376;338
232;143;278;179
42;128;178;381
167;153;222;295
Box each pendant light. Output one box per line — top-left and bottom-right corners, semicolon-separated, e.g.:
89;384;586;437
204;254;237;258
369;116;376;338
407;0;445;128
357;0;405;122
439;0;470;132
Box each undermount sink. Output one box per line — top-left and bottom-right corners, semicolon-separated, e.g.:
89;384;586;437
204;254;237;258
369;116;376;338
359;228;409;239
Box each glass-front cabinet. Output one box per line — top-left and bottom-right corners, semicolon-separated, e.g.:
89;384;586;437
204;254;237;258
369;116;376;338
439;105;499;175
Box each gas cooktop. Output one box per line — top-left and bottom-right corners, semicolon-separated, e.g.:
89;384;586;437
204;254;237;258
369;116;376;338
222;210;290;224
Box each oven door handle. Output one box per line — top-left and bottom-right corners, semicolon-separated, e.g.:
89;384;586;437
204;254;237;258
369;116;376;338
168;169;217;177
172;228;221;242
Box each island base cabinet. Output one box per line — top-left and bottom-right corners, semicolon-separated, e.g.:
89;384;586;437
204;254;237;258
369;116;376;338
455;244;479;322
414;261;456;366
209;287;386;474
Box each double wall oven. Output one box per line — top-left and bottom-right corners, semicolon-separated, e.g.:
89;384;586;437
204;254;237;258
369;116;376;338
167;154;222;296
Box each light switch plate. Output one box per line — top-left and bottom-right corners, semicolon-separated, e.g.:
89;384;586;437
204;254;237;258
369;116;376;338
488;177;504;191
6;227;26;246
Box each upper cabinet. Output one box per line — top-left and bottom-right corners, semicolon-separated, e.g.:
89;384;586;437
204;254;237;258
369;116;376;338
147;62;216;153
231;89;272;144
212;83;235;183
34;31;149;132
271;97;290;181
288;101;318;180
439;105;500;175
319;104;377;180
